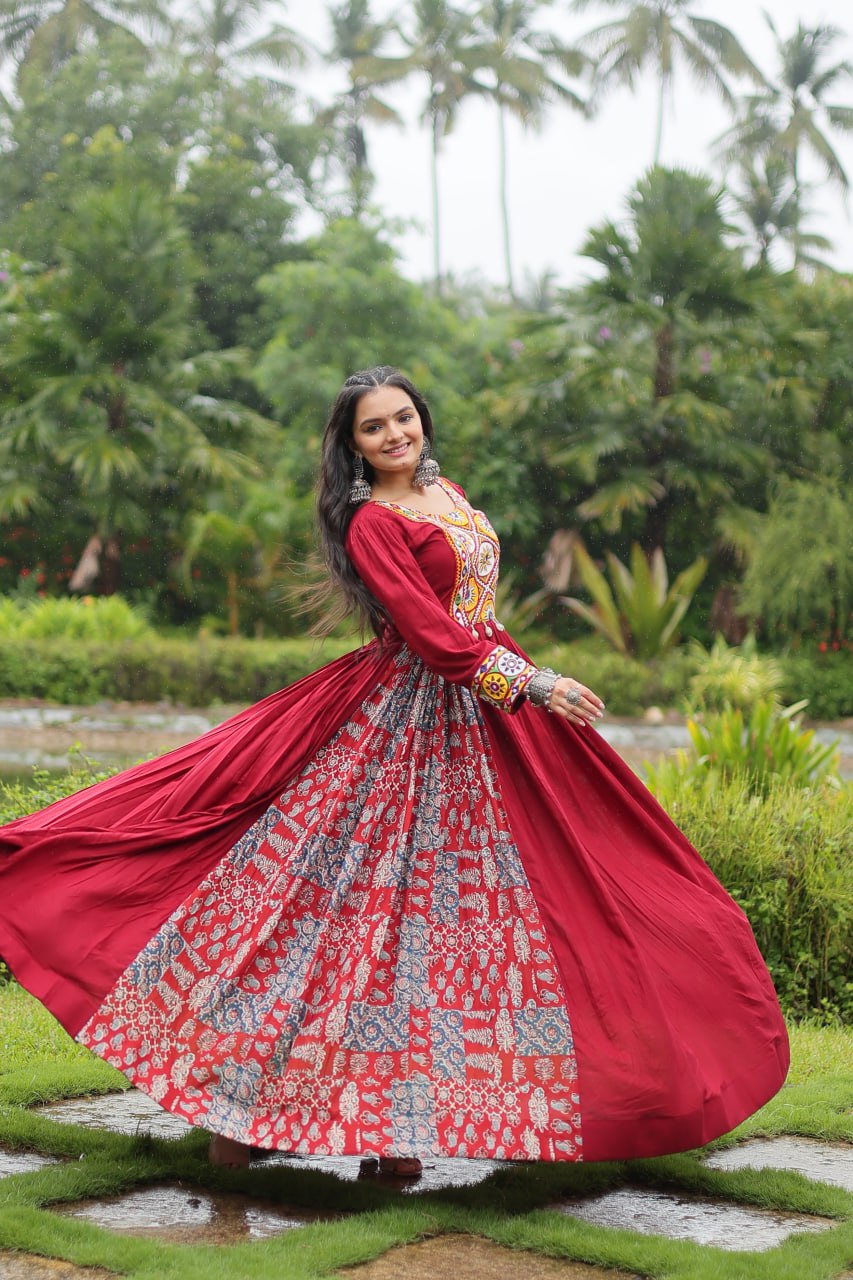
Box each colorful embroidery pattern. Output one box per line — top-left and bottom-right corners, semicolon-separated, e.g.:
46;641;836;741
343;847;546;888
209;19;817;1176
79;650;582;1162
472;645;536;712
375;481;507;633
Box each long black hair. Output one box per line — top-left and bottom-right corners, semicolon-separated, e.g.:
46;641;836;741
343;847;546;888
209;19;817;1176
315;366;435;639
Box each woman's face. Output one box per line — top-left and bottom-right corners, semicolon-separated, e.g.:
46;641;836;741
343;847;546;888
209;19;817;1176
351;385;424;479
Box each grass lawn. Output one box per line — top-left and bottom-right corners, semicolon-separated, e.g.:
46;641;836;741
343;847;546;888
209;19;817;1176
0;983;851;1280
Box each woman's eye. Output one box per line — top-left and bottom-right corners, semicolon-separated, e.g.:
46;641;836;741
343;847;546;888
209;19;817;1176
399;414;413;423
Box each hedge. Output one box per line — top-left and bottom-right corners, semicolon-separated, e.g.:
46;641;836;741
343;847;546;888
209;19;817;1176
0;635;356;707
1;633;849;720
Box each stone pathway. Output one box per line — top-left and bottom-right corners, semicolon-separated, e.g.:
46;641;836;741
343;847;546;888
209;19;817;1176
7;1090;851;1268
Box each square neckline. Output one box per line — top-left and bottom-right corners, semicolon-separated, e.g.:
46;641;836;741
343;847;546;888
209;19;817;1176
367;477;463;522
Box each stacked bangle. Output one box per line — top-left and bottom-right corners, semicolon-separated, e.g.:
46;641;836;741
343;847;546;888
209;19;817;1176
525;667;561;710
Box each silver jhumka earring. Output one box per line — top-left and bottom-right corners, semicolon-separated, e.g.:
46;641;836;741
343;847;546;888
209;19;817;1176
348;453;372;504
413;438;440;487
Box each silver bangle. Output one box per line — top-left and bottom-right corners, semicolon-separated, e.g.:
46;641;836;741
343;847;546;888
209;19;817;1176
526;667;560;710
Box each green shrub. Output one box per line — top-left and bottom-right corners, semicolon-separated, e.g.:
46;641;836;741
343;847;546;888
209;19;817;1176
0;594;153;642
648;770;853;1020
0;635;356;706
537;641;698;715
0;762;115;826
686;636;785;712
646;700;840;797
780;648;853;720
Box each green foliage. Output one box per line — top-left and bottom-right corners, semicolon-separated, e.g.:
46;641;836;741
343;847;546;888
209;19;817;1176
780;648;853;720
0;594;152;641
647;769;853;1020
561;541;707;660
686;635;785;712
647;699;841;797
0;635;355;706
0;762;116;826
739;478;852;641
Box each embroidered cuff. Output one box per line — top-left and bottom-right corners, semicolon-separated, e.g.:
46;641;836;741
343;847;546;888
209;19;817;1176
472;645;536;712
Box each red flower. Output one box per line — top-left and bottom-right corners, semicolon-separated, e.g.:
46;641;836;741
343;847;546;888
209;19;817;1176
19;567;31;577
818;641;827;653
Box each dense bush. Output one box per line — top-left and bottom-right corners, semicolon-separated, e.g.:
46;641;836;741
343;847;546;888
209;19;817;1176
0;594;153;641
0;635;355;706
779;649;853;720
648;771;853;1020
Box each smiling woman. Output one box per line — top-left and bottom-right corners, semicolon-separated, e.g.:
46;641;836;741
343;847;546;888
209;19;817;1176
0;365;788;1181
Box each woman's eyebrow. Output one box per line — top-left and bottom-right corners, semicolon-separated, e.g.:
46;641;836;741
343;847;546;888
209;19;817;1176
356;404;413;427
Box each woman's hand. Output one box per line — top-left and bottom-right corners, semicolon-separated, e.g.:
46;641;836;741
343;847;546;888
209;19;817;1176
549;676;605;727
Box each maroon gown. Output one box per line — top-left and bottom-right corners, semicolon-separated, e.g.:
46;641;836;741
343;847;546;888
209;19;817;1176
0;480;788;1163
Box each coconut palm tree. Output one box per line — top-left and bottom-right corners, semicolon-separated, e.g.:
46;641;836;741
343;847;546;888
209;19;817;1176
731;153;832;270
178;0;307;84
369;0;483;291
472;0;588;297
572;0;765;165
319;0;403;216
0;0;170;91
716;19;853;270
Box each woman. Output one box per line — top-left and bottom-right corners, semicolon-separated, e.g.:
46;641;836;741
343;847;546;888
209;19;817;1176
0;366;788;1177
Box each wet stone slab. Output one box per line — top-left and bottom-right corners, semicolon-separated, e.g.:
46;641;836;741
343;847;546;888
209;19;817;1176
34;1091;191;1141
259;1150;505;1194
338;1235;643;1279
54;1184;330;1245
704;1138;853;1193
0;1150;59;1178
552;1187;834;1251
0;1257;114;1280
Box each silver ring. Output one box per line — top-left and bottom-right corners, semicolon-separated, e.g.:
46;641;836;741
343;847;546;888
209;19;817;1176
564;687;582;707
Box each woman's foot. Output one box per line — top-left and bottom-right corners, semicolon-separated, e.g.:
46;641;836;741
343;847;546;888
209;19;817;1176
208;1134;251;1168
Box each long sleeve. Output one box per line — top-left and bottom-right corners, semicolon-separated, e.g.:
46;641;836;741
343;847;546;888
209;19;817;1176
346;506;535;712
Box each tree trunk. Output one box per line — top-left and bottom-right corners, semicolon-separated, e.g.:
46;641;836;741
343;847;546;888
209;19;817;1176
654;320;675;400
227;570;239;636
653;73;666;166
431;113;442;293
497;99;515;298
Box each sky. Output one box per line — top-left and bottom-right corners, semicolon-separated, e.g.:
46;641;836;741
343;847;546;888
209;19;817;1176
286;0;853;290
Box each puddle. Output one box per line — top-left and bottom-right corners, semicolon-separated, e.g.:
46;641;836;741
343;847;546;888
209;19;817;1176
54;1184;329;1244
705;1138;853;1193
259;1150;505;1194
35;1091;191;1141
338;1235;643;1279
552;1187;834;1251
0;1150;59;1178
0;1257;114;1280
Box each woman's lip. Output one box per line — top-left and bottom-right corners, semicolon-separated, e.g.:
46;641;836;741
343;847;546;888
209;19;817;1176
384;443;410;455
